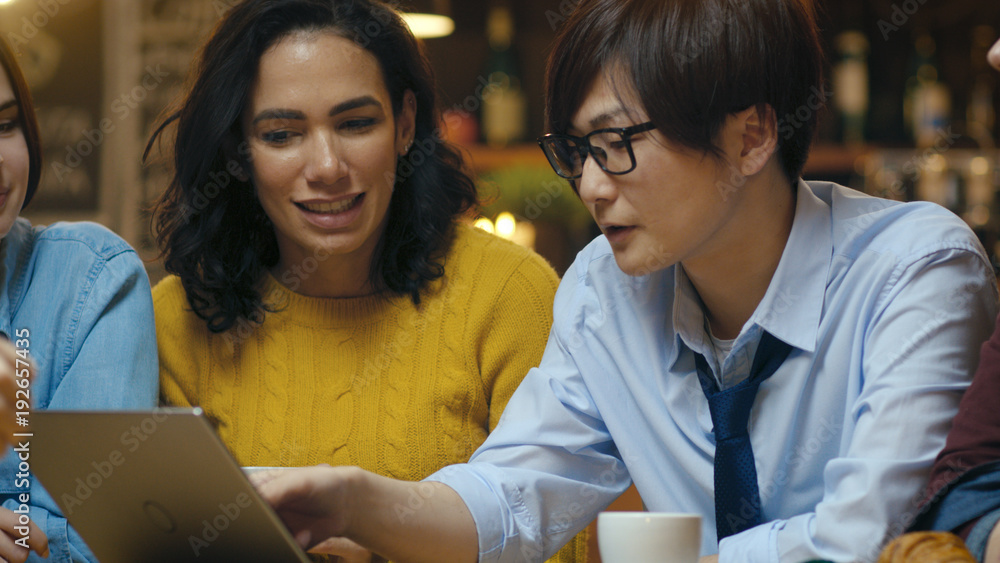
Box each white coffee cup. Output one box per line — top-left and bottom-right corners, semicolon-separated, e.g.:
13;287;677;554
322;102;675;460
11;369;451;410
597;511;701;563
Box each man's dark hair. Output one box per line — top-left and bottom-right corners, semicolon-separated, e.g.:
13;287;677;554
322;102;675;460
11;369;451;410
546;0;825;184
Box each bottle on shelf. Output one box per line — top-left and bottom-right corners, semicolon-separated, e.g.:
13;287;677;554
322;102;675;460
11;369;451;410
963;27;998;268
904;33;952;149
832;30;869;146
480;2;527;147
915;153;960;213
964;156;994;227
967;25;997;149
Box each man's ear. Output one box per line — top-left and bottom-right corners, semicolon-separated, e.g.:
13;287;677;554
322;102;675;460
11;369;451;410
733;104;779;177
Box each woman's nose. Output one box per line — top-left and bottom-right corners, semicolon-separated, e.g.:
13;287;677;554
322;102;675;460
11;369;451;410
304;133;346;185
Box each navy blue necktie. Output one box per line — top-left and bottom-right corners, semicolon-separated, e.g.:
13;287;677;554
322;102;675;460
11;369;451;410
694;331;792;541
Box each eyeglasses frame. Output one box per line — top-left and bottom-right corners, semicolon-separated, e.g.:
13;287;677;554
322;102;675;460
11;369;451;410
536;121;657;180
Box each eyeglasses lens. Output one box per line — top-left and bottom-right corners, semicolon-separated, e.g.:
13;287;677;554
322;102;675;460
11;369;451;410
546;138;583;178
588;132;632;173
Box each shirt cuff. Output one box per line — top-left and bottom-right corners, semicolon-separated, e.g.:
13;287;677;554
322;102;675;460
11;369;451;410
718;520;781;563
965;507;1000;562
0;498;66;563
425;464;509;563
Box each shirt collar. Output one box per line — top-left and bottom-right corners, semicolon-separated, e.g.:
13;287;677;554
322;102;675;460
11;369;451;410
672;264;710;359
750;179;831;353
669;179;832;366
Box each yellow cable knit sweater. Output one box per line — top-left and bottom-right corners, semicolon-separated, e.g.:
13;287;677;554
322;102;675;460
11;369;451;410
155;224;588;562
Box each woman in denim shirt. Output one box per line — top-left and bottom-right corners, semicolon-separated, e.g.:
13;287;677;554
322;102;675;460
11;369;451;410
0;36;158;562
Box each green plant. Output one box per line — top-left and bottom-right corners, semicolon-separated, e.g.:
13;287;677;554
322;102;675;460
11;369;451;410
476;164;593;235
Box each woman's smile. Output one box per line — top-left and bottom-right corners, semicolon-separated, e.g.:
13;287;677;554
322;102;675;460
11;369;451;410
294;193;366;230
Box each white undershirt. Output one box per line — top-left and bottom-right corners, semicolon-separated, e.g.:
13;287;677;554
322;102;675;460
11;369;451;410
708;330;737;371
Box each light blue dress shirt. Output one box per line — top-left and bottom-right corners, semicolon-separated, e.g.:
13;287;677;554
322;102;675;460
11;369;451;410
428;181;998;562
0;218;158;562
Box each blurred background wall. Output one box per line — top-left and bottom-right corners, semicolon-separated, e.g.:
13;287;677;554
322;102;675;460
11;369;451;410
1;0;999;280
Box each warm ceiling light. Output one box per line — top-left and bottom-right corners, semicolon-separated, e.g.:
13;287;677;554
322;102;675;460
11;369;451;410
400;12;454;38
0;0;17;6
400;0;454;38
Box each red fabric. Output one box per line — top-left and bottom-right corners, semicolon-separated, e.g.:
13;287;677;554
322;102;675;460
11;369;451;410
925;313;1000;505
955;518;976;541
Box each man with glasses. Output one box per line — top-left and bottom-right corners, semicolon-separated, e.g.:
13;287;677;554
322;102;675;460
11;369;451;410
252;1;997;562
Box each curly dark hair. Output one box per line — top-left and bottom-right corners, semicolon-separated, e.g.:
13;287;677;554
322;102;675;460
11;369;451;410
149;0;478;333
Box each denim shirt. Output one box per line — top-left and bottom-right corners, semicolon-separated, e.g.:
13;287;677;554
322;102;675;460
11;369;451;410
0;218;158;562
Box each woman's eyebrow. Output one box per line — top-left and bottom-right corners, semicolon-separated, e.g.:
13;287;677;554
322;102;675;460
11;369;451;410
251;108;305;126
249;96;381;127
329;96;380;116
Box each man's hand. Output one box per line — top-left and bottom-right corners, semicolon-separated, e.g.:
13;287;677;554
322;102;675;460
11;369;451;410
307;536;374;562
251;465;478;563
698;555;719;563
251;464;359;552
0;507;48;562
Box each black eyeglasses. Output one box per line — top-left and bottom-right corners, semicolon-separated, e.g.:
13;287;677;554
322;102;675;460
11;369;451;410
537;121;656;180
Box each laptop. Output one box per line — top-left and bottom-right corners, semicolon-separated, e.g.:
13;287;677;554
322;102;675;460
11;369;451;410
31;408;312;563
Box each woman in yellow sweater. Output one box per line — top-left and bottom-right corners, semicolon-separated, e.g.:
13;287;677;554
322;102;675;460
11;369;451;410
148;0;585;561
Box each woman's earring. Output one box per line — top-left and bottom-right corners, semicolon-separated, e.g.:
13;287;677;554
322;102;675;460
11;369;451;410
402;140;413;155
